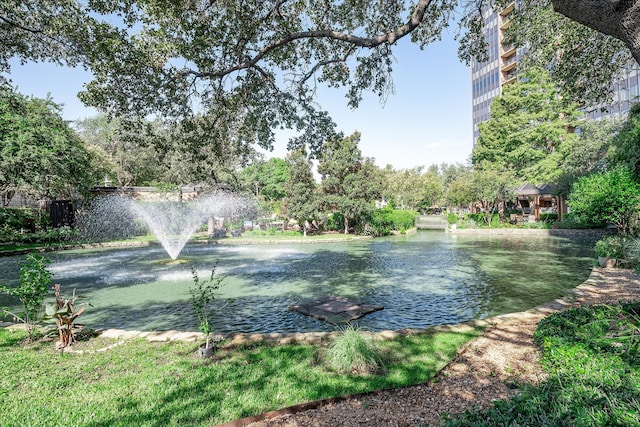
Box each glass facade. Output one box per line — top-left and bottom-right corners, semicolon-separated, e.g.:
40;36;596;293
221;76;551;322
471;3;640;146
471;7;501;145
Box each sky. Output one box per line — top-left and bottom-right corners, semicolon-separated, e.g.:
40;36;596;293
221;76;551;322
7;30;472;171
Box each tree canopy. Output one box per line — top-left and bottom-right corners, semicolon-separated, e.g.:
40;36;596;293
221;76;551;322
284;148;317;236
473;68;580;185
318;132;381;233
0;83;104;205
2;1;639;157
568;168;640;235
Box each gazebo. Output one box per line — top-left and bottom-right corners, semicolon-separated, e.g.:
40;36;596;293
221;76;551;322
514;183;565;221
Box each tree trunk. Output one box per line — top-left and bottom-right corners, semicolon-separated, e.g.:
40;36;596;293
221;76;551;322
344;217;349;234
552;0;640;64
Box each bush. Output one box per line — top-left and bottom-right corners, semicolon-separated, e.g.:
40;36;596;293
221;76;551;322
325;212;345;232
366;208;417;236
568;168;640;235
0;208;50;233
595;235;625;258
447;212;459;224
325;324;386;375
539;213;558;223
467;213;499;227
554;213;600;229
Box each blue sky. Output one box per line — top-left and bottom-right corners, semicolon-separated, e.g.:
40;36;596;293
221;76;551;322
7;30;472;170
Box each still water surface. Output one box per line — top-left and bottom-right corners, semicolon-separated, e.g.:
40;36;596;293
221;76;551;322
0;231;595;334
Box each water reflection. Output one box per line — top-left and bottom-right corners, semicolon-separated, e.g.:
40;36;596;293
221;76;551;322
0;231;595;334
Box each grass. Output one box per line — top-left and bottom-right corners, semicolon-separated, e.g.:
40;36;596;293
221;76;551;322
0;326;480;426
443;302;640;426
324;324;386;374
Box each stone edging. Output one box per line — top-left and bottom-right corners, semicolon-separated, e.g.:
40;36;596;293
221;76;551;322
449;227;612;238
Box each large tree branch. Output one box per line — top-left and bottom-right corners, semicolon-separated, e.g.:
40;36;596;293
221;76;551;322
552;0;640;63
181;0;433;79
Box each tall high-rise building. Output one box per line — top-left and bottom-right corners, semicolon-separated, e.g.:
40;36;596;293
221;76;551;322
471;2;639;147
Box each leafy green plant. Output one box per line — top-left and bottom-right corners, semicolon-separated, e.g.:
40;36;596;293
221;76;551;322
447;212;459;224
594;235;625;259
325;323;386;375
568;168;640;235
43;284;90;349
324;212;345;232
539;213;558;223
189;263;226;354
0;253;51;342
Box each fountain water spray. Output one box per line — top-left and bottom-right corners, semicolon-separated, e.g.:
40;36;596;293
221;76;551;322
78;191;254;260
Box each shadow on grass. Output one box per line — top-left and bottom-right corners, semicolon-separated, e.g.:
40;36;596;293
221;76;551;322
80;331;479;426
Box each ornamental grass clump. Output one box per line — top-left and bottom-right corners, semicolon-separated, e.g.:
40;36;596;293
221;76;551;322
325;324;386;375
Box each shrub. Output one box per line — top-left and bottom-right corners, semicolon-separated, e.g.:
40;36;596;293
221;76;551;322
467;213;499;227
594;235;625;258
568;168;640;235
447;212;459;224
623;238;640;268
325;324;386;375
0;207;50;233
366;208;416;236
43;284;90;349
554;213;599;229
325;212;345;232
190;264;226;353
539;213;558;223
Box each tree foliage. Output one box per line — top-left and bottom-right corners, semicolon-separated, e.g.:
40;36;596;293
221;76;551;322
608;103;640;178
554;116;622;196
3;0;639;159
473;68;580;185
318;132;381;234
504;0;634;108
75;115;161;187
284;148;317;236
568;168;640;235
0;1;103;77
469;167;516;225
0;83;105;205
445;171;474;209
240;158;290;202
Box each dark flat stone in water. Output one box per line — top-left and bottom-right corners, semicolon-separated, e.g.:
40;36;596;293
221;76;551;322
289;296;384;324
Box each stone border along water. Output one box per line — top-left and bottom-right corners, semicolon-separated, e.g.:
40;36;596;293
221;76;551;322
448;226;612;238
0;266;607;349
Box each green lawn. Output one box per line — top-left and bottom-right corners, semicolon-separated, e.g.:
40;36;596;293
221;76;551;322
0;327;480;426
444;302;640;426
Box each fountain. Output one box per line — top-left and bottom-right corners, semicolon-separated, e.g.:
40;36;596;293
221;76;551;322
78;191;254;260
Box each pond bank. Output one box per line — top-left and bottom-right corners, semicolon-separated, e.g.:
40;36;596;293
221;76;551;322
449;227;611;239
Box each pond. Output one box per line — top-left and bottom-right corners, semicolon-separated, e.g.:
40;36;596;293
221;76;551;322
0;231;595;334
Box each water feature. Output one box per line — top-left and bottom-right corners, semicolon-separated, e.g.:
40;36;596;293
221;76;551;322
0;232;596;334
78;191;253;260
